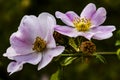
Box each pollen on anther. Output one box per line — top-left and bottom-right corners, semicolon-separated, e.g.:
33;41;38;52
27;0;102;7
73;17;91;32
33;37;46;52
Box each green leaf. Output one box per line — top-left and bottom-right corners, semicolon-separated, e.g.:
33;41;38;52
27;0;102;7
115;40;120;46
117;49;120;59
61;57;77;66
69;38;79;52
50;70;60;80
93;53;106;63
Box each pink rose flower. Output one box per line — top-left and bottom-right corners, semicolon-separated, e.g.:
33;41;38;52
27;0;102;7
55;3;116;40
3;13;64;75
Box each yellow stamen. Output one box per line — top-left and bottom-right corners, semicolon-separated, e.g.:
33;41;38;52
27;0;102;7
73;17;91;32
33;37;46;52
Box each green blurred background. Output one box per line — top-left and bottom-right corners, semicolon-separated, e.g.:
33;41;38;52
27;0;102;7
0;0;120;80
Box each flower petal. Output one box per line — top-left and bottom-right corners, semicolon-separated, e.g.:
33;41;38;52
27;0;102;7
80;3;96;19
55;25;80;37
38;13;57;48
10;32;33;55
45;46;65;57
38;12;56;37
92;25;116;40
65;11;79;21
91;7;106;26
38;46;64;70
93;32;113;40
13;52;42;65
7;62;24;75
19;15;44;40
55;11;74;26
45;31;56;48
81;32;95;40
92;25;116;32
3;47;18;60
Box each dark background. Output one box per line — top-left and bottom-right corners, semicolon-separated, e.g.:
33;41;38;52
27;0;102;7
0;0;120;80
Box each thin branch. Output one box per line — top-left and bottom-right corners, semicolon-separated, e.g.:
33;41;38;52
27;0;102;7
60;52;116;57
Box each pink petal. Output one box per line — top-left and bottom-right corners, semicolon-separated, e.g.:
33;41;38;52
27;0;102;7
55;11;74;26
38;46;64;70
81;32;95;40
92;25;116;32
55;25;80;37
93;32;113;40
91;7;106;26
80;3;96;19
65;11;79;21
3;47;19;60
38;54;53;70
45;46;65;57
10;32;33;55
45;31;56;48
13;52;42;65
38;13;57;48
92;25;116;40
19;15;44;40
7;62;24;75
38;13;56;38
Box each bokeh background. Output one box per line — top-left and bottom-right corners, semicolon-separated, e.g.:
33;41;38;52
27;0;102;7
0;0;120;80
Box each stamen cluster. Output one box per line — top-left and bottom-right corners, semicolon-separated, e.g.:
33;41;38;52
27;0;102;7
73;17;91;32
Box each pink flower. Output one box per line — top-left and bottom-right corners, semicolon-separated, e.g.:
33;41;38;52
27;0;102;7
3;13;65;75
55;3;116;40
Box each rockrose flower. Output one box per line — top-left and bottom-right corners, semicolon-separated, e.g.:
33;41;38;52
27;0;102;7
3;13;65;75
55;3;116;40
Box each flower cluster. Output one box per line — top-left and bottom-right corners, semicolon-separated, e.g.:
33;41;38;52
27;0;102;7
3;3;116;75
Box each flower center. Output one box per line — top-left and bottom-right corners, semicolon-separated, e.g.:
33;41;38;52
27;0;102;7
33;37;46;52
73;17;91;32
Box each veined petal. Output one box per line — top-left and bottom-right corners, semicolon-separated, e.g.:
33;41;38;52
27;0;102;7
65;11;79;21
10;32;33;55
92;25;116;32
91;25;116;40
55;11;74;26
38;46;64;70
7;62;24;75
55;25;80;37
13;52;42;65
80;3;96;19
91;7;106;26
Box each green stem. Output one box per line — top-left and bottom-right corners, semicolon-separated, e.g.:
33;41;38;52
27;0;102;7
60;54;82;57
60;52;116;57
77;37;82;46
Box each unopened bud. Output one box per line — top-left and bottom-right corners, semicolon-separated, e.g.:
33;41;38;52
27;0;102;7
80;41;96;55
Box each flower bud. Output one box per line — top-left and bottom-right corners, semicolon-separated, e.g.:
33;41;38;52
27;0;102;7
80;41;96;55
